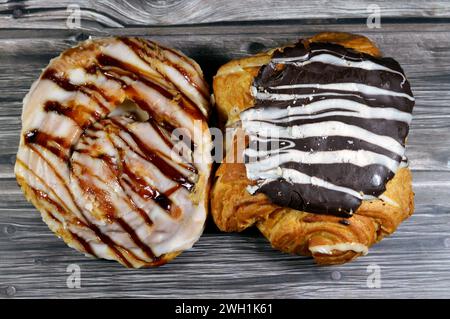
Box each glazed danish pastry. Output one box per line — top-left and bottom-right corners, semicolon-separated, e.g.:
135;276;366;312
15;37;212;267
212;32;414;264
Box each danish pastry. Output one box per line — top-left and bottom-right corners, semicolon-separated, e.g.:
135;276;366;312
211;32;414;264
15;37;213;267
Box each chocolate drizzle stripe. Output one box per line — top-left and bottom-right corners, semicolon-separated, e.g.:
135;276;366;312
72;150;155;228
41;69;111;114
96;54;173;100
44;100;102;129
77;119;183;219
114;130;189;189
146;39;206;89
97;53;205;121
43;209;62;224
85;221;134;268
269;65;407;93
73;171;151;266
24;129;71;162
126;93;198;172
116;217;159;261
24;148;147;266
123;194;156;227
29;187;69;218
68;230;97;257
121;163;173;213
23;144;89;221
29;187;96;257
110;118;194;190
17;158;74;217
105;168;155;228
126;37;209;100
118;153;183;217
136;104;197;172
82;128;155;228
146;118;197;173
42;207;96;257
119;37;208;118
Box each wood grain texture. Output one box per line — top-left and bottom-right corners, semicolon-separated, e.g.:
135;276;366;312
1;0;450;30
1;3;450;298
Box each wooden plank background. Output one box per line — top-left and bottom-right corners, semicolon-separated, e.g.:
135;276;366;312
1;0;450;298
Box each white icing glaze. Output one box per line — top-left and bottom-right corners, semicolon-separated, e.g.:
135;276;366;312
277;51;407;84
242;120;405;156
271;53;309;63
243;96;413;124
379;194;400;207
253;167;365;199
252;86;367;101
245;148;399;173
269;83;415;101
309;243;369;255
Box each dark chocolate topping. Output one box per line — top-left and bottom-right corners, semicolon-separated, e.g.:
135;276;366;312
241;40;414;216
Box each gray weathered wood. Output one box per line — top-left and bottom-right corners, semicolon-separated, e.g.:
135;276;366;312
1;0;450;30
1;2;450;299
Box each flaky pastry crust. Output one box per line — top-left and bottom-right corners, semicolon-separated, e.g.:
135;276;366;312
211;32;414;265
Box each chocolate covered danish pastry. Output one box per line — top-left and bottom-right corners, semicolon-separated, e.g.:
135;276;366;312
15;37;212;267
212;32;414;264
